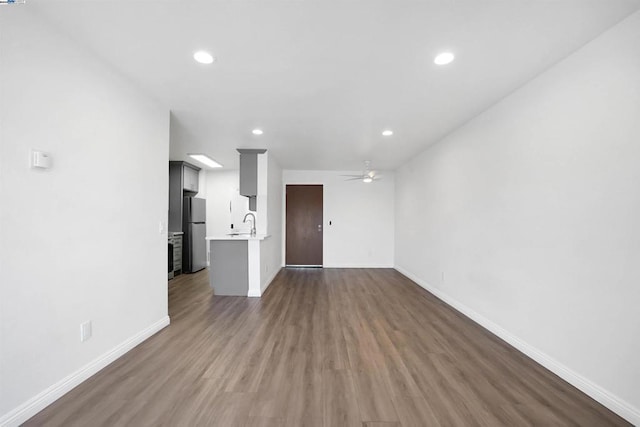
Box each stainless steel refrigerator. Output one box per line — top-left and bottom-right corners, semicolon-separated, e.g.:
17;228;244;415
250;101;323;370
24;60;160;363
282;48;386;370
182;197;206;273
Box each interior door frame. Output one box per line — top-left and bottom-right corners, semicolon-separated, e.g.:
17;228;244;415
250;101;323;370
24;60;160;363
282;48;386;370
285;184;323;267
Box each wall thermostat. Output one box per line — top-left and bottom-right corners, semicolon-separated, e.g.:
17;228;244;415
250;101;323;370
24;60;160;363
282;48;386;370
31;150;51;169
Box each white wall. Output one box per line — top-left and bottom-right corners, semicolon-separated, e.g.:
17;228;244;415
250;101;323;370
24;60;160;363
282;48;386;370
256;153;268;235
203;170;249;237
283;170;394;268
203;153;270;238
260;154;283;292
0;9;169;425
395;11;640;424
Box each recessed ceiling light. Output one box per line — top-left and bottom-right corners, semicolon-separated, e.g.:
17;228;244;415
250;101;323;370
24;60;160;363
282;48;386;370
382;130;393;136
188;154;222;168
252;129;263;135
434;52;455;65
193;51;215;64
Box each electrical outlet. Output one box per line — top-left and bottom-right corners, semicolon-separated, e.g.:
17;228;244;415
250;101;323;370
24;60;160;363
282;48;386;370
80;321;92;342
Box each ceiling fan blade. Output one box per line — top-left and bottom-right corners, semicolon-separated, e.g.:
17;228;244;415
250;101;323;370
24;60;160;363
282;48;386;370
340;174;364;178
344;177;364;181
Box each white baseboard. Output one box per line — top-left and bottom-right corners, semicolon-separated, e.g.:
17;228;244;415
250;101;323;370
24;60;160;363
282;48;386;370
322;264;394;269
394;265;640;426
0;316;171;427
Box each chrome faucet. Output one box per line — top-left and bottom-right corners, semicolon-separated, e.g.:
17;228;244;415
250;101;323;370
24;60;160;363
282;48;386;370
243;212;256;236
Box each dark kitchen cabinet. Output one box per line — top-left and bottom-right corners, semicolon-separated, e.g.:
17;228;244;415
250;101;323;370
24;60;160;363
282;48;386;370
169;161;201;231
182;164;199;193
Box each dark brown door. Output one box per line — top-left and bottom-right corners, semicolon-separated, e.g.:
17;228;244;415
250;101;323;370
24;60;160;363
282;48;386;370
286;185;323;266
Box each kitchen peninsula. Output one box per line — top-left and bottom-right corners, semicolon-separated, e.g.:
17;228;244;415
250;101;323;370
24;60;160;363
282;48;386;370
207;234;272;297
204;149;282;298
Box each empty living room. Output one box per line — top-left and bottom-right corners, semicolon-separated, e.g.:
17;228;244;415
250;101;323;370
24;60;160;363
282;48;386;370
1;1;639;426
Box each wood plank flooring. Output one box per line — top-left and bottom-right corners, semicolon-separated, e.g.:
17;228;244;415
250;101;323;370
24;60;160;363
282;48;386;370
25;268;629;426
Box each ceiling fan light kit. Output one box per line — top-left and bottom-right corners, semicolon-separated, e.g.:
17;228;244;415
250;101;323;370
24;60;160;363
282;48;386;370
341;161;382;183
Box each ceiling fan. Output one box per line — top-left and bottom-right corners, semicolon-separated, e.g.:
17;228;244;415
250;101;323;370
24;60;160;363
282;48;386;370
342;161;382;183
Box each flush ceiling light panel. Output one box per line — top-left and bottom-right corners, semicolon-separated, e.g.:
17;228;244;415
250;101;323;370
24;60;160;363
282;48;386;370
188;154;222;168
193;51;215;64
252;129;263;135
434;52;455;65
382;130;393;136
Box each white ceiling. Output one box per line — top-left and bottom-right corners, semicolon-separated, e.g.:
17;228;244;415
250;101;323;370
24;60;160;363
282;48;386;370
31;0;640;171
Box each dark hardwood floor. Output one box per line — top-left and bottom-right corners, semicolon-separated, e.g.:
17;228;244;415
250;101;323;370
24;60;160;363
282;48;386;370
25;268;629;426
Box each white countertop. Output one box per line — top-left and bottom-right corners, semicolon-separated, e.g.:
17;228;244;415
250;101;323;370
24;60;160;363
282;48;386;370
206;234;271;241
